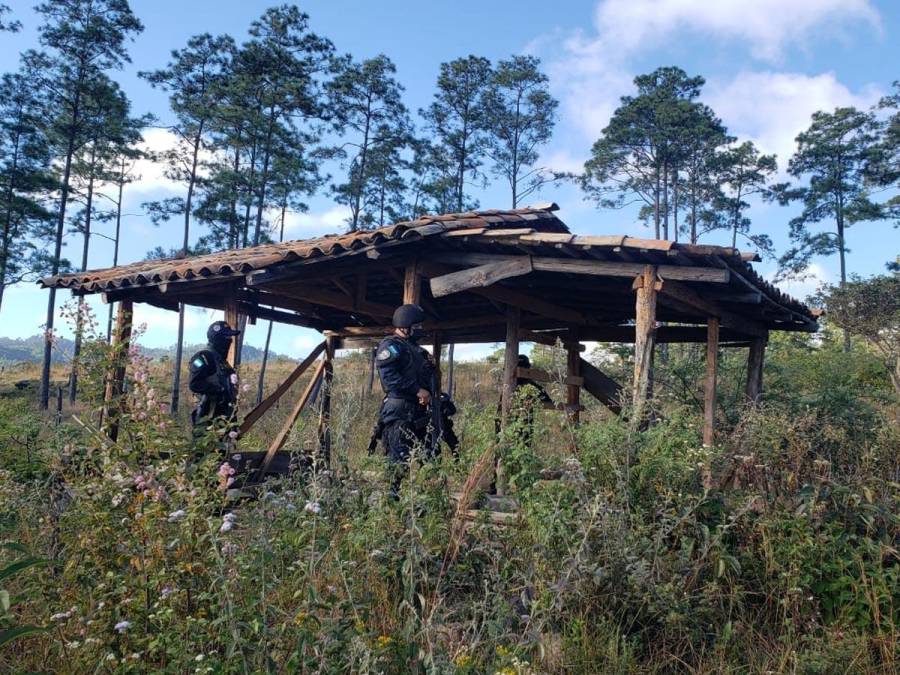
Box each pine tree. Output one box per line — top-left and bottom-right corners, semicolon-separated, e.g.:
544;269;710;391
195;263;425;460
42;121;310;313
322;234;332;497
420;56;492;212
33;0;143;410
141;32;234;412
0;65;56;317
481;55;559;208
328;54;411;230
716;141;777;252
776;107;883;351
0;3;21;32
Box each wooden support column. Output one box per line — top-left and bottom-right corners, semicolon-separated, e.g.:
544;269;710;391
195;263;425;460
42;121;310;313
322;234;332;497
704;318;720;447
746;335;766;404
632;265;659;419
103;300;133;442
446;344;456;397
317;336;336;468
566;343;581;424
224;296;241;367
431;332;443;396
497;305;521;496
403;259;421;305
365;346;376;395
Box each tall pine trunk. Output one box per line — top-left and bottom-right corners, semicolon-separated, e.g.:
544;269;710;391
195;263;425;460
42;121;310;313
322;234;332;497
836;199;850;353
107;159;125;342
255;199;287;404
41;99;80;409
70;145;98;402
171;126;203;413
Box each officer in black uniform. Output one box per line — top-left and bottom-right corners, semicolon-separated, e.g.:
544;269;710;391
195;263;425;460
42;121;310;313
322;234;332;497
375;303;436;498
188;321;240;445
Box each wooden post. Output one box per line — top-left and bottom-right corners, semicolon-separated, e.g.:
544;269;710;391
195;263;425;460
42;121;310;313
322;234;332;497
746;335;766;404
632;266;658;419
365;346;376;395
431;332;443;395
317;336;335;468
704;317;719;447
103;299;133;442
224;296;241;368
566;343;581;424
497;305;521;496
403;259;421;305
446;344;456;397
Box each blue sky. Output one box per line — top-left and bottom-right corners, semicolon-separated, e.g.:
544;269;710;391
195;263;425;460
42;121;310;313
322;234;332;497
1;0;898;360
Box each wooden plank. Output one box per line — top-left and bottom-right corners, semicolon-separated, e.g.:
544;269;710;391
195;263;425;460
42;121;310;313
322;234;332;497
704;318;719;447
238;341;326;436
403;259;421;304
578;358;623;415
658;278;767;338
102;300;133;442
224;296;240;367
430;258;533;298
570;234;625;247
258;358;326;478
519;232;575;244
622;236;673;251
432;331;443;395
632;266;658;419
746;336;766;404
515;366;583;386
431;251;728;283
267;284;394;320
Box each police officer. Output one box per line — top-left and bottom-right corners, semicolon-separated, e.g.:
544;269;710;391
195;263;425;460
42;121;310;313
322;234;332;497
189;321;240;445
375;303;436;498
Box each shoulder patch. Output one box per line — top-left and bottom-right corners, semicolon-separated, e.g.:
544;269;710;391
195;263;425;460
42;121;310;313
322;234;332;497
192;357;205;368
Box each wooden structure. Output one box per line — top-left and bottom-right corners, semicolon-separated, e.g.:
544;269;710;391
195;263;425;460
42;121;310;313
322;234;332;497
41;204;818;463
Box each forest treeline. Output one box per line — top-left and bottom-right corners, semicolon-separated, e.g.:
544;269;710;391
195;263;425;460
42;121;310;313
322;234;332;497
0;2;897;411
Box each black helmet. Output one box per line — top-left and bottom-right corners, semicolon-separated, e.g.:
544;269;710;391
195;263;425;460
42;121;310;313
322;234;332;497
207;320;240;342
392;304;426;328
517;354;531;369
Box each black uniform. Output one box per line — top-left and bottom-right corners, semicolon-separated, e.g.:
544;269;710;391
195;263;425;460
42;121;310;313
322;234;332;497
375;334;435;496
189;347;238;429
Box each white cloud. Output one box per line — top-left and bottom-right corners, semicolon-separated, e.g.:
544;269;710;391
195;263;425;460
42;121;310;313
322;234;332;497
282;206;351;237
705;71;882;171
766;262;830;301
127;127;182;195
592;0;880;62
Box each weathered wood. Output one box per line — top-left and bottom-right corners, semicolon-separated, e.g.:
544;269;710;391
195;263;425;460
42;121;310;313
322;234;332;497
515;366;583;387
658;278;767;338
446;343;456;397
317;337;336;467
632;266;658;418
746;335;766;404
238;341;326;436
223;296;242;371
102;300;133;442
578;357;623;415
432;332;443;395
566;343;581;424
403;259;421;304
498;305;521;496
429;258;533;298
265;283;394;320
258;358;326;477
704;317;719;447
366;346;376;395
431;252;729;283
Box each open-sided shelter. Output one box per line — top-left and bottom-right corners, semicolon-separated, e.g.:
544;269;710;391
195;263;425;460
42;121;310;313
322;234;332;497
41;204;819;479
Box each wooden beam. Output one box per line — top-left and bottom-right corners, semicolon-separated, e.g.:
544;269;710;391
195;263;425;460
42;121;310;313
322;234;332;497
746;335;766;404
431;252;729;283
578;358;623;415
224;295;241;367
403;259;421;304
102;300;133;442
258;358;326;478
432;332;443;395
632;266;658;419
238;341;326;437
704;318;719;447
430;258;533;298
515;366;583;387
317;337;335;467
263;283;394;320
567;343;581;424
658;278;767;338
498;305;520;496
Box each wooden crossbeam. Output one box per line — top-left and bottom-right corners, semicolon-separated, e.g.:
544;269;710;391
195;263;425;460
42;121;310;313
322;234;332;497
704;318;720;448
257;358;326;478
658;278;767;338
430;258;533;298
578;358;623;415
238;341;326;437
431;252;729;283
260;282;394;320
516;366;583;386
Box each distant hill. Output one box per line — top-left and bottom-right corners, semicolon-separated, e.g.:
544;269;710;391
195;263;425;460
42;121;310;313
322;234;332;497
0;335;283;365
